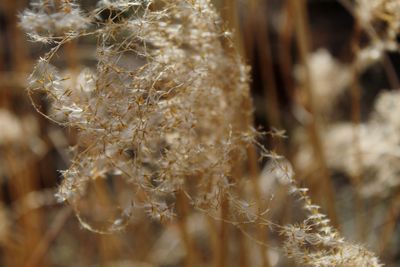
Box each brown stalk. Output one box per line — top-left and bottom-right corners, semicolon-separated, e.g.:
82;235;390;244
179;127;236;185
232;152;250;267
226;1;274;265
222;0;244;56
378;192;400;254
349;16;367;241
206;215;220;267
94;178;123;262
3;0;45;265
254;0;282;130
247;146;271;267
25;207;73;267
241;39;272;267
218;2;249;266
278;1;295;105
176;190;197;267
241;0;256;61
290;0;339;228
216;196;229;267
238;1;274;266
5;149;45;267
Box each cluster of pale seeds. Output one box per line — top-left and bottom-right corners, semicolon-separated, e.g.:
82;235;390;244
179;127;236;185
24;0;255;228
21;0;383;265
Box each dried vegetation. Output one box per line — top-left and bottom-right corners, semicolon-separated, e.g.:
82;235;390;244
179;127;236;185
0;0;398;266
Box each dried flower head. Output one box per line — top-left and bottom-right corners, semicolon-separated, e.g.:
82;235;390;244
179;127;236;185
24;0;255;230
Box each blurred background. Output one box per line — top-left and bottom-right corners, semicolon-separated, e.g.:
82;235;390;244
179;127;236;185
0;0;399;266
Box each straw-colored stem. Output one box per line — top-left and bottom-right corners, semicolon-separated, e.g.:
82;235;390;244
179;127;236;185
5;149;45;266
25;207;73;267
241;0;256;60
3;0;44;265
219;2;258;266
247;146;271;267
291;0;339;228
255;0;281;130
64;41;79;71
176;190;197;267
222;0;244;56
278;1;295;103
379;192;400;254
350;16;367;241
216;196;229;267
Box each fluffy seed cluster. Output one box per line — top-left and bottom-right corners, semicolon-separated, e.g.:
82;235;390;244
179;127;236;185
25;0;254;225
295;49;351;117
296;90;400;198
20;0;89;42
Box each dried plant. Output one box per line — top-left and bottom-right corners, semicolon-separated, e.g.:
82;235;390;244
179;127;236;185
23;0;256;231
17;0;387;266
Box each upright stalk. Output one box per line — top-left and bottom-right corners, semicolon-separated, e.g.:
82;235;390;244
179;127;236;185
350;16;366;241
291;0;339;228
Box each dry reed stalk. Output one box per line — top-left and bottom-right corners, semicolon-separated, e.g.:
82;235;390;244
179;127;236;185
243;91;272;267
222;0;244;56
176;190;197;267
24;207;73;267
231;153;251;267
278;1;295;103
378;191;400;254
236;231;248;267
246;146;271;267
349;16;367;241
64;41;79;71
290;0;339;228
3;0;45;265
215;197;229;267
205;215;220;267
227;1;280;265
254;0;281;130
5;0;28;73
219;2;252;266
5;149;46;267
94;179;124;262
241;0;256;61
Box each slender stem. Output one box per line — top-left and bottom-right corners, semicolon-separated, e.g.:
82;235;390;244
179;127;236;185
25;207;73;267
291;0;339;228
278;1;295;103
379;192;400;254
350;15;366;241
247;145;271;267
255;0;281;130
176;190;197;267
215;195;229;267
